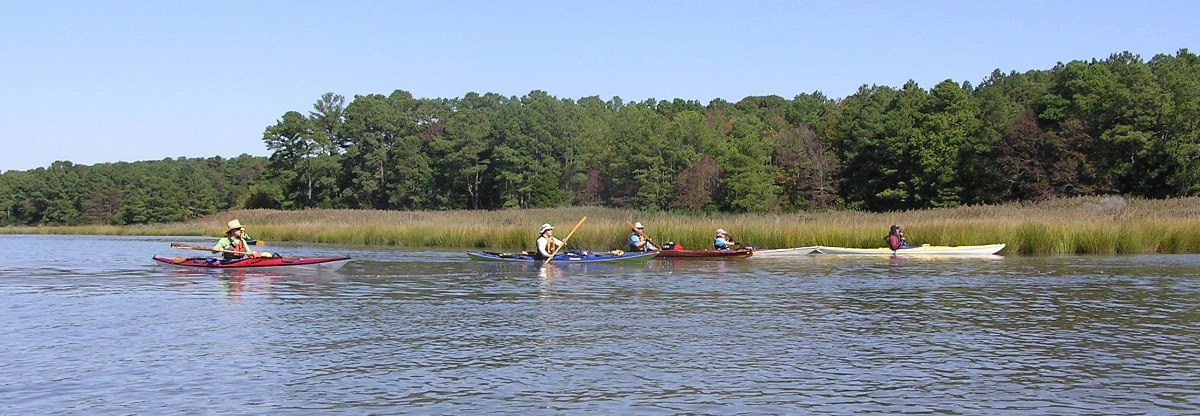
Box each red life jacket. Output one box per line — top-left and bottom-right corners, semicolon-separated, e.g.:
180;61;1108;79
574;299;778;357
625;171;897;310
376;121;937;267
885;234;902;250
224;237;248;259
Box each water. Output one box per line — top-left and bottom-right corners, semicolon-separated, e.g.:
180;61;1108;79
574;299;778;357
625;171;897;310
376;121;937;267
1;235;1197;414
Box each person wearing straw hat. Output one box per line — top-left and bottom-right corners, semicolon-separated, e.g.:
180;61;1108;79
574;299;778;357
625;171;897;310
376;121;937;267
213;219;273;260
713;228;738;251
627;221;659;252
534;223;565;260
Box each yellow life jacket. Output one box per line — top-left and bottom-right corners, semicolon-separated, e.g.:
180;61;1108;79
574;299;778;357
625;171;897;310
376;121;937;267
538;235;559;257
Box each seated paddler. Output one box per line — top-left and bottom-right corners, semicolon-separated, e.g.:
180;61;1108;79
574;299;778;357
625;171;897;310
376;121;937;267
713;228;738;251
628;222;659;252
535;223;566;259
213;219;274;260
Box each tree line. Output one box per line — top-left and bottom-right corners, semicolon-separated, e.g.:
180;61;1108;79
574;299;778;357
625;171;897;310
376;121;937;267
2;49;1197;226
0;157;267;225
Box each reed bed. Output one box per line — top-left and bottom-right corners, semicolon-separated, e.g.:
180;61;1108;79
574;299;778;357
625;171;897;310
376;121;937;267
4;196;1200;255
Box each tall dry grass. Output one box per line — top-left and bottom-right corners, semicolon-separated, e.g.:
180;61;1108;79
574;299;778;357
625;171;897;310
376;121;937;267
4;196;1200;255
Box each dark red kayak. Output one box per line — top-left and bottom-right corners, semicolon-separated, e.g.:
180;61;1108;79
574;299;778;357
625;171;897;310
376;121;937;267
153;256;352;271
654;249;753;260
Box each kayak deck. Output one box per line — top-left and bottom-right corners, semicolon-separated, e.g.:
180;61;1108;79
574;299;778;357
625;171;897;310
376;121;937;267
466;250;657;264
153;256;352;271
751;246;818;258
815;243;1007;256
654;249;753;259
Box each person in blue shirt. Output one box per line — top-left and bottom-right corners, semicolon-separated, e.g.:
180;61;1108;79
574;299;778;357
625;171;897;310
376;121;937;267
713;228;738;250
627;222;659;252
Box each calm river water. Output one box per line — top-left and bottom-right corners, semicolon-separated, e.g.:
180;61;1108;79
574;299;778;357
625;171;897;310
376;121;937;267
1;235;1197;414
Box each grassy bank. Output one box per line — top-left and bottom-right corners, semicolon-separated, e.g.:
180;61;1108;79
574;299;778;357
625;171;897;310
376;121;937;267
5;196;1200;255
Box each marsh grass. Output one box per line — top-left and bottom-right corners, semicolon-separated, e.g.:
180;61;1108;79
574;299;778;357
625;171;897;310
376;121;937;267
4;196;1200;255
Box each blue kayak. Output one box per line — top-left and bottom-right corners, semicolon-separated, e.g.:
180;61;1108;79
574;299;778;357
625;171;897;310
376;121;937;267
466;250;657;264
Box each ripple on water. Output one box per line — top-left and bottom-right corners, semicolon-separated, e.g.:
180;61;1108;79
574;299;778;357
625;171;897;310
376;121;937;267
2;236;1199;414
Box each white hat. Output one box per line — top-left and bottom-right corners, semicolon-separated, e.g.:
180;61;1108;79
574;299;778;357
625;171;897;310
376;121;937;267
227;219;245;231
633;222;644;229
539;223;555;234
715;228;726;235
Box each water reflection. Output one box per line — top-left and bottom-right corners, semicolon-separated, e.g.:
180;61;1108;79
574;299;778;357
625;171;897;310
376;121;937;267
648;258;739;272
154;265;346;299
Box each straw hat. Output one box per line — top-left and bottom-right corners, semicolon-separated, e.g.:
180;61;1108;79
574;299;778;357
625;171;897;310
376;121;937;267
633;222;645;229
227;219;245;232
538;223;555;234
715;228;726;235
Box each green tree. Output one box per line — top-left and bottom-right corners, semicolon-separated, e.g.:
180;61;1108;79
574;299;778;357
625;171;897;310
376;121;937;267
1148;49;1200;196
434;92;498;209
604;101;670;209
307;92;347;207
717;114;780;212
833;84;917;210
571;96;618;205
666;110;721;210
262;111;316;208
910;80;980;207
338;91;434;209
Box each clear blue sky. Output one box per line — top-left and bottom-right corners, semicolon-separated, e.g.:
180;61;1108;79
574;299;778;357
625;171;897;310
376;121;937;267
1;0;1195;172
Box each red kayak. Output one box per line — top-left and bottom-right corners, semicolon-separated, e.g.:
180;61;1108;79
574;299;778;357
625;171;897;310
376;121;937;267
153;256;352;271
653;249;753;260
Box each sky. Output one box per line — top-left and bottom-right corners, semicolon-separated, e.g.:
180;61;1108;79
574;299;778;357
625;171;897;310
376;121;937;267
1;0;1196;172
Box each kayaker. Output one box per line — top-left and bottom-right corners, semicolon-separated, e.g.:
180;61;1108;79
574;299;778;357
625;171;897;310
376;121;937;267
628;222;660;252
885;224;909;250
714;228;738;250
214;219;274;260
535;223;565;259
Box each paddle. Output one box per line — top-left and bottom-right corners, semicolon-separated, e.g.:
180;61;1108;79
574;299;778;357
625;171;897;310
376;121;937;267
720;233;753;251
170;242;296;261
624;219;658;251
544;216;587;265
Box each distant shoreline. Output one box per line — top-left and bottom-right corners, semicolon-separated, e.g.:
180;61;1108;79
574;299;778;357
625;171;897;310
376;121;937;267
4;196;1199;255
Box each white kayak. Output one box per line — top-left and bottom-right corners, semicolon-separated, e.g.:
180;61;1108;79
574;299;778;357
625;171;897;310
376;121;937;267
752;246;819;258
816;243;1007;256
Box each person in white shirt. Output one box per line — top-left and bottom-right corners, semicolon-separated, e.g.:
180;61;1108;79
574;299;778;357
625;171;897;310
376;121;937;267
535;223;565;259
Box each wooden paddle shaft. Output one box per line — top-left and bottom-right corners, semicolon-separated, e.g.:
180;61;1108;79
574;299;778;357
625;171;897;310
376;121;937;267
545;216;587;264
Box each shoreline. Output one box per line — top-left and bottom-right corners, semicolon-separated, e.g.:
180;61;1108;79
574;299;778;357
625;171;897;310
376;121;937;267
4;196;1200;255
